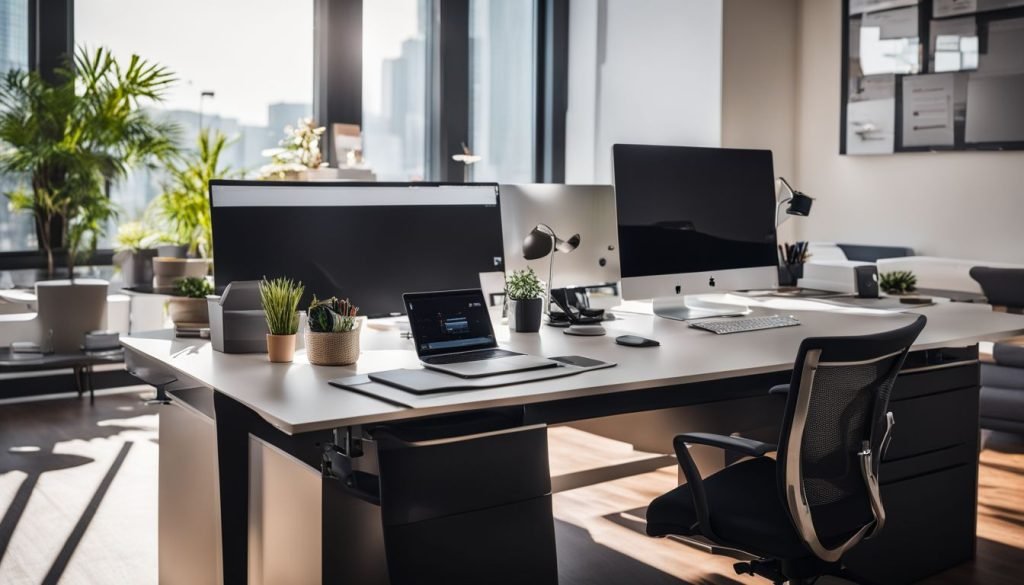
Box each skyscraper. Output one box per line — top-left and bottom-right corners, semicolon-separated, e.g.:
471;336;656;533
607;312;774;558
0;0;28;74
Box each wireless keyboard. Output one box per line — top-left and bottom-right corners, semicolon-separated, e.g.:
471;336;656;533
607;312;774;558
689;314;801;335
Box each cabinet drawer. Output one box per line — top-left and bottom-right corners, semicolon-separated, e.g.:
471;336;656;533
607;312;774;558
885;385;979;461
893;361;979;401
383;496;558;585
376;425;551;526
844;463;976;585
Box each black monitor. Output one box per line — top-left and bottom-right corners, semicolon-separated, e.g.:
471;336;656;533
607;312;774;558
612;144;779;319
209;181;505;317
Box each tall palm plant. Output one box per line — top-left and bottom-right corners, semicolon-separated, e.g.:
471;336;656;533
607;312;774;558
152;128;237;259
0;47;179;277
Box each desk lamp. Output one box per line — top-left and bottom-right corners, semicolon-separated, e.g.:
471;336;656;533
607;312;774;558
522;224;580;313
776;177;813;226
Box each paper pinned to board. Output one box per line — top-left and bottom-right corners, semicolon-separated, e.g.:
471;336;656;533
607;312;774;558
901;74;956;147
934;0;977;17
847;99;896;154
966;74;1024;143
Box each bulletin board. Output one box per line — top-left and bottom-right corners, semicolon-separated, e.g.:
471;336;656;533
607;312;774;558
841;0;1024;154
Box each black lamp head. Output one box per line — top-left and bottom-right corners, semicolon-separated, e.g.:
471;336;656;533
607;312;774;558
786;191;813;217
522;224;580;260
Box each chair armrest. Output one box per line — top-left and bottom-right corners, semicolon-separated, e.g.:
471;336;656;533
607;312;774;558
674;432;777;459
993;342;1024;369
769;384;790;397
670;433;777;543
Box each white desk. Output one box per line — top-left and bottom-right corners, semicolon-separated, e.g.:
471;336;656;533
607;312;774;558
122;299;1024;585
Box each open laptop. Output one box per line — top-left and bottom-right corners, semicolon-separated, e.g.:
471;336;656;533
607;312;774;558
404;289;559;378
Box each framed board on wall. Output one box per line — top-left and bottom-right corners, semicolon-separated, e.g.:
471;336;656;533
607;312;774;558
841;0;1024;154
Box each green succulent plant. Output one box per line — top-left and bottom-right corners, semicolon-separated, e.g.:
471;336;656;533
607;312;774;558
879;270;918;295
307;296;359;333
259;277;305;335
505;267;544;301
174;276;213;299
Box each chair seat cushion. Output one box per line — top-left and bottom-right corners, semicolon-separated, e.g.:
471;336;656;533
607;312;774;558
982;363;1024;390
646;457;808;559
980;385;1024;422
993;343;1024;369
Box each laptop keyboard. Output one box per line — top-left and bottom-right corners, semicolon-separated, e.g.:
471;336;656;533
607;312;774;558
423;348;518;365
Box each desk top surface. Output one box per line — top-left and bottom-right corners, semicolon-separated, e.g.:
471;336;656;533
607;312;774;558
121;295;1024;434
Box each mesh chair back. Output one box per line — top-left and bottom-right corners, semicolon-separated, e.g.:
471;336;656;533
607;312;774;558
776;315;926;562
970;266;1024;311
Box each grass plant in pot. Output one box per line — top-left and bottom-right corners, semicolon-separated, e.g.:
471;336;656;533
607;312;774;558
167;277;213;326
305;296;362;366
259;277;304;363
506;268;544;333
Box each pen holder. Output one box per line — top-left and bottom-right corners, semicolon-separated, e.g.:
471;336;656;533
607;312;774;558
778;263;804;287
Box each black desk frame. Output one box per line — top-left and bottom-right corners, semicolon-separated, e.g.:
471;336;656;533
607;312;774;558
204;344;980;585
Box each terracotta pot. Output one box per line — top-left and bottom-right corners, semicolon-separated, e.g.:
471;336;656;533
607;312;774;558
304;320;363;366
167;297;210;325
266;334;297;363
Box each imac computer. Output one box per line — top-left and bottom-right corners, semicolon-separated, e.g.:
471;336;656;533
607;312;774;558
499;184;620;289
209;181;505;317
612;144;779;320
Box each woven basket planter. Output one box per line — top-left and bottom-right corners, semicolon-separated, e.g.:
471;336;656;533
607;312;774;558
304;319;363;366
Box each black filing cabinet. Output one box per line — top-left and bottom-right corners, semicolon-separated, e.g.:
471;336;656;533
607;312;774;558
844;348;980;585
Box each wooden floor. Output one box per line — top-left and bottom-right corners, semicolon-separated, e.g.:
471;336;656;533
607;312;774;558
550;426;1024;585
0;392;1022;584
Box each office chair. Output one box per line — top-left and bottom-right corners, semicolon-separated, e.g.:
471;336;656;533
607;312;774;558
970;266;1024;434
646;315;927;584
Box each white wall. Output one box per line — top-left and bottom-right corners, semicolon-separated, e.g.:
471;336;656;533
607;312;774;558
795;0;1024;264
566;0;723;184
721;0;800;241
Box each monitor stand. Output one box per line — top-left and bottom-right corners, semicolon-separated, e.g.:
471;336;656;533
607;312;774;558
652;296;751;321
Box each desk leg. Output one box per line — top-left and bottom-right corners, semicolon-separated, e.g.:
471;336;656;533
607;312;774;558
213;391;251;585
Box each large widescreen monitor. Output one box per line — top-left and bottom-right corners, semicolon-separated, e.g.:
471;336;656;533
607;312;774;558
209;181;505;317
612;144;778;319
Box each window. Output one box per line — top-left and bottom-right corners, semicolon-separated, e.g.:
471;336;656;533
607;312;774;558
361;0;429;181
469;0;536;182
75;0;314;241
0;0;35;252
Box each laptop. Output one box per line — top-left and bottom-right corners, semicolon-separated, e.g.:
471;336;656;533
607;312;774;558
403;289;559;378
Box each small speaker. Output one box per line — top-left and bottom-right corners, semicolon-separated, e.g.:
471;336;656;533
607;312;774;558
855;265;879;299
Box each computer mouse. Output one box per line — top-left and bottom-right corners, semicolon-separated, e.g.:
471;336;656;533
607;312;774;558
615;335;660;347
564;324;607;336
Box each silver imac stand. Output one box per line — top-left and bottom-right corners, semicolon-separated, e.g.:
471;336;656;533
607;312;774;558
652;296;751;321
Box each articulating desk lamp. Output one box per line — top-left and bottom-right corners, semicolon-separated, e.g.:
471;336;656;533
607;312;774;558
776;177;814;226
522;224;580;314
775;177;814;288
522;225;607;336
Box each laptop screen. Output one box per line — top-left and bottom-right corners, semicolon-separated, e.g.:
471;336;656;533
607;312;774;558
404;289;498;357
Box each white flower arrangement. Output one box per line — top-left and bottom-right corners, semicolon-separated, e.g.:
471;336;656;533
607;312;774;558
258;118;327;179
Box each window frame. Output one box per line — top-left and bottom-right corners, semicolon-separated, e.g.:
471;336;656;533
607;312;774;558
0;0;568;271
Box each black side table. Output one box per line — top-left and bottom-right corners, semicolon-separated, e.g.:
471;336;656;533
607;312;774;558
0;348;124;404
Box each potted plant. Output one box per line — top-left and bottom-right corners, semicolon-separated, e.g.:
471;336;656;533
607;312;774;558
259;276;305;363
506;268;544;333
167;276;214;326
150;129;236;260
880;270;918;295
113;221;160;289
258;118;337;180
305;296;362;366
0;47;179;278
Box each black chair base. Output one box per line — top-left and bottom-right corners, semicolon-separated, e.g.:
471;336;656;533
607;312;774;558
734;557;843;584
